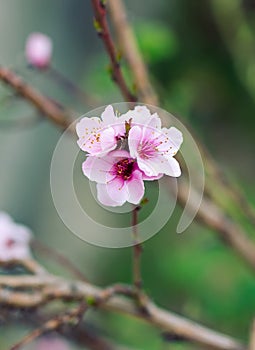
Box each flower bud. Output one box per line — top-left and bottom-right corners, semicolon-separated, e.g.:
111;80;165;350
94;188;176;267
25;32;52;69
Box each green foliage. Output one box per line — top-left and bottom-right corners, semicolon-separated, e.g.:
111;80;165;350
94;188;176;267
135;21;178;63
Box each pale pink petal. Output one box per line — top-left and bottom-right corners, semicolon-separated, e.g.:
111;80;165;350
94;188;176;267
109;150;131;158
100;127;117;152
159;127;183;155
140;124;161;144
97;183;125;206
137;152;181;177
77;116;119;156
119;105;151;125
105;178;129;204
166;157;181;177
136;157;161;177
76;117;103;145
82;156;114;183
127;171;145;204
101;105;116;124
148;113;162;129
112;122;126;137
142;172;163;181
128;126;142;158
80;137;102;155
139;155;181;177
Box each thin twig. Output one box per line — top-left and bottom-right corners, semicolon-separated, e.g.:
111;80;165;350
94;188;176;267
0;66;72;130
132;207;142;290
0;113;43;129
108;0;158;105
47;66;99;107
90;0;137;102
10;302;88;350
31;239;88;282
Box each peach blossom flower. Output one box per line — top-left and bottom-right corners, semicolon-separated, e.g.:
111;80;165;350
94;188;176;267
77;105;182;206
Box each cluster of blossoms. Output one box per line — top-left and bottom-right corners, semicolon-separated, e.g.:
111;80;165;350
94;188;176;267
76;105;183;206
0;212;32;261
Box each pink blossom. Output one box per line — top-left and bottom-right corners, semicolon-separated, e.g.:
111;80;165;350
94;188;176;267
76;105;121;156
25;32;52;69
76;105;162;157
128;124;183;177
118;105;161;127
0;212;32;261
82;150;145;206
36;337;70;350
77;105;183;207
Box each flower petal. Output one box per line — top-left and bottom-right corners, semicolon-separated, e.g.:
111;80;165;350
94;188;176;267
142;172;163;181
136;157;160;177
166;157;181;177
101;105;117;125
137;154;181;177
159;127;183;155
105;178;129;204
97;183;125;206
100;127;117;152
128;125;142;158
127;171;145;204
119;105;151;125
76;117;102;138
82;156;115;183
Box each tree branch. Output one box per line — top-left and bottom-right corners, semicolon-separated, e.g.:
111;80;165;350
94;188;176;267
0;66;72;130
90;0;136;102
31;239;88;282
10;302;88;350
108;0;158;105
0;273;244;350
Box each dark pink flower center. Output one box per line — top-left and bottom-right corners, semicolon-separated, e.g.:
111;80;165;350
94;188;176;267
5;238;16;248
114;158;135;180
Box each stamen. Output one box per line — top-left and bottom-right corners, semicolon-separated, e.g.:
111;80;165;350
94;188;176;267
114;158;135;180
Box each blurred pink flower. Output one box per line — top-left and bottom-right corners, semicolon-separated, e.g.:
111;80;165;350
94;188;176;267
36;337;70;350
0;212;32;261
83;150;146;206
25;32;52;69
128;124;183;177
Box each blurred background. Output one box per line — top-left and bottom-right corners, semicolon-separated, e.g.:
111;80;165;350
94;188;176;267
0;0;255;349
